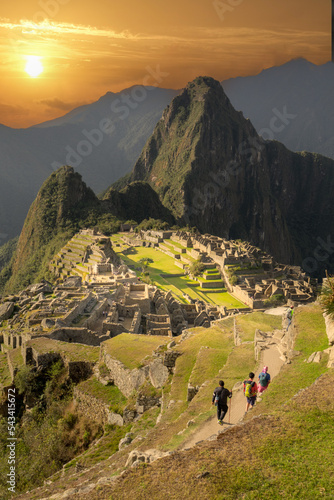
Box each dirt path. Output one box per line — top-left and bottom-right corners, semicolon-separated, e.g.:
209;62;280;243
180;342;285;449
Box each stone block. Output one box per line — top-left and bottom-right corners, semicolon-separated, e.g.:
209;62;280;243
149;358;169;388
0;302;14;322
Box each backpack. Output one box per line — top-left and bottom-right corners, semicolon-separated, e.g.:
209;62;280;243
259;372;268;387
244;380;255;398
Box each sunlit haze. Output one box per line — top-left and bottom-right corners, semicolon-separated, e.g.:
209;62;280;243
0;0;330;127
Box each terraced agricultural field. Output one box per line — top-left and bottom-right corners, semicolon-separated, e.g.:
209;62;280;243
111;234;246;308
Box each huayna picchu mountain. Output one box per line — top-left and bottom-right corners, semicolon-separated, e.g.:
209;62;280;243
0;166;173;293
121;76;334;273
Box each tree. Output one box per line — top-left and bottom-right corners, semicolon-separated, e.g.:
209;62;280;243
139;258;154;274
189;260;205;277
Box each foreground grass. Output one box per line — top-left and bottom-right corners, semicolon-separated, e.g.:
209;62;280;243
88;372;334;500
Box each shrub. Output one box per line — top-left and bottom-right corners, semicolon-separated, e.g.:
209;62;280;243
319;275;334;318
14;365;38;396
189;260;205;277
264;294;285;307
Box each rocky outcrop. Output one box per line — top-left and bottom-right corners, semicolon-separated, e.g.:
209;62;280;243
149;358;169;387
125;448;170;468
0;302;14;322
324;314;334;345
100;347;149;398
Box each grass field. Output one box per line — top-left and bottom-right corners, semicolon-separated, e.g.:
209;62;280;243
113;238;246;308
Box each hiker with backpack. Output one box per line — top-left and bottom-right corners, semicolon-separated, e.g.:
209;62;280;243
212;380;232;425
243;372;257;412
286;305;294;331
258;366;270;394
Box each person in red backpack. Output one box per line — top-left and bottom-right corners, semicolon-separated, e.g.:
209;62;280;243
258;366;271;394
243;372;257;412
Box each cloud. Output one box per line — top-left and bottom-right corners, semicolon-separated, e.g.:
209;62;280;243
37;98;89;111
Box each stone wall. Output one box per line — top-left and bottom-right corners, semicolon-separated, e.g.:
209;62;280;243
324;314;334;345
48;327;106;346
62;293;94;325
85;298;109;329
73;386;123;426
100;345;149;397
130;311;141;334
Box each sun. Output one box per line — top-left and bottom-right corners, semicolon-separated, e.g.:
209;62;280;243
25;56;44;78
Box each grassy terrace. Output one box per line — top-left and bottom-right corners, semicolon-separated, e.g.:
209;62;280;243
112;237;246;308
7;348;24;373
103;333;169;370
250;303;330;417
76;377;127;407
27;338;100;363
236;312;283;342
0;353;11;387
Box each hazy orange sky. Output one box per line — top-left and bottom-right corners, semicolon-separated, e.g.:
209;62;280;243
0;0;330;128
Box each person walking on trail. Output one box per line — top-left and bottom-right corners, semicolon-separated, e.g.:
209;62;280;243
286;305;294;330
243;372;257;412
212;380;232;425
258;366;270;394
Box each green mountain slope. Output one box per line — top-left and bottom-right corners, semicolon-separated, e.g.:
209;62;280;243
0;167;174;293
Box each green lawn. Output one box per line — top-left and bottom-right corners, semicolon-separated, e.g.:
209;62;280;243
76;377;127;407
236;312;283;341
117;245;246;308
103;334;169;370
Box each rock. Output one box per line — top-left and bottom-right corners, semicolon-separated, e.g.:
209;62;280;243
324;313;334;345
0;302;14;322
149;358;169;388
63;276;82;288
125;449;169;468
167;340;176;348
187;419;195;427
307;351;322;363
41;318;56;329
119;434;133;450
19;297;31;307
187;384;199;402
27;281;53;297
196;471;210;479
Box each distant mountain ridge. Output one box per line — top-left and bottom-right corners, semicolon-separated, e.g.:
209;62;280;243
0;86;179;241
222;58;334;158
